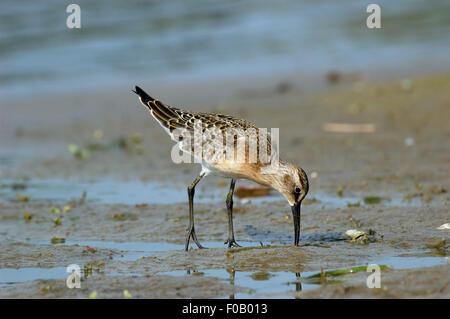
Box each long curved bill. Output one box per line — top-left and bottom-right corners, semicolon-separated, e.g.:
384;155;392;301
291;202;301;246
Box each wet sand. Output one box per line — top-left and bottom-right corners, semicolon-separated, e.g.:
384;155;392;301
0;72;449;298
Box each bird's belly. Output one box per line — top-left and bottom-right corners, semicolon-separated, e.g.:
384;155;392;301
203;160;269;186
203;162;241;178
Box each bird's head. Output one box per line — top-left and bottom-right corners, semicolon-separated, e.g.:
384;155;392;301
269;161;309;245
271;162;309;206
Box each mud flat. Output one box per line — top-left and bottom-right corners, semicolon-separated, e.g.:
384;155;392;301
0;73;449;298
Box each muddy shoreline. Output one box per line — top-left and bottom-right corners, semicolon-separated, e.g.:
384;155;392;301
0;72;449;298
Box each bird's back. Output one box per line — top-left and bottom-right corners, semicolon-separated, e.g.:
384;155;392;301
133;86;277;180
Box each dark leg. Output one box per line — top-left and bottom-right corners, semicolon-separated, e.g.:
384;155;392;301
185;173;205;251
224;179;241;248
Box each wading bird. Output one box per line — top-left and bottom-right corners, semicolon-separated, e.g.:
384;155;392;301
133;86;308;251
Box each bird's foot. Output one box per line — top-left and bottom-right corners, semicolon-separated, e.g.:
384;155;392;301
224;238;242;248
185;226;206;251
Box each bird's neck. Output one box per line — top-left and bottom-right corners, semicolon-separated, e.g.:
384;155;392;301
255;160;291;188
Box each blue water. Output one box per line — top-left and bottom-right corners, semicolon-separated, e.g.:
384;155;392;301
1;0;450;99
0;178;425;207
2;237;447;297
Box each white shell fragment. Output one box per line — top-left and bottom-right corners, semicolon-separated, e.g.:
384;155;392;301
437;223;450;230
405;137;415;147
344;229;366;240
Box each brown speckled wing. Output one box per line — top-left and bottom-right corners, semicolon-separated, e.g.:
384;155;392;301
134;86;275;164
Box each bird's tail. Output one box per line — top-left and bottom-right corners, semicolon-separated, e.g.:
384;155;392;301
132;86;181;130
132;86;154;105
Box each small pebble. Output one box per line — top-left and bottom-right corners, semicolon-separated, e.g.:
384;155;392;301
405;137;415;147
400;78;412;91
437;223;450;230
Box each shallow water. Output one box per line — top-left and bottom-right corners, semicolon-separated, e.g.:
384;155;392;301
2;237;447;297
163;269;314;298
147;254;449;298
0;267;68;287
0;178;424;208
0;173;446;297
1;0;450;98
163;255;450;298
45;240;257;260
0;266;141;287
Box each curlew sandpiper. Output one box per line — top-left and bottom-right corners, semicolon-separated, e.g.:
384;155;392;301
133;86;308;251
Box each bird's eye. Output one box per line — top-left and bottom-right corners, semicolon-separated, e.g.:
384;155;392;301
295;187;301;193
